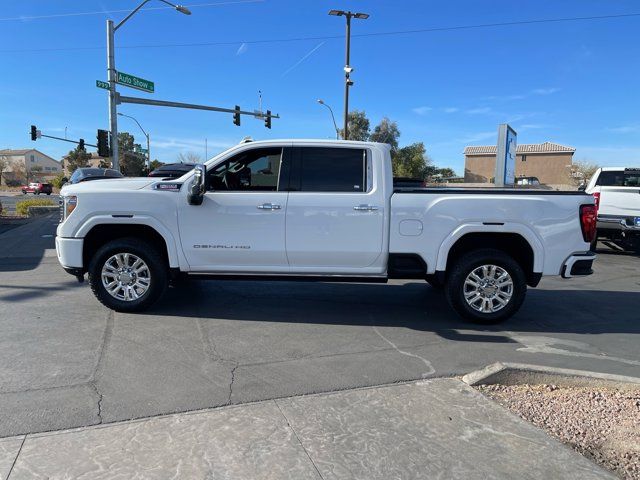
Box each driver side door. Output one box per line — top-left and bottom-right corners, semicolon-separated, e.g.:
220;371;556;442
178;146;291;272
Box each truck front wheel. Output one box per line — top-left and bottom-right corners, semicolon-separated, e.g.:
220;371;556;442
445;249;527;324
88;237;168;312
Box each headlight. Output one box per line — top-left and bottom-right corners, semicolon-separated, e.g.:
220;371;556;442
61;196;77;222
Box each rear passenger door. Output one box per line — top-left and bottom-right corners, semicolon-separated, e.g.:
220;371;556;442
285;146;385;272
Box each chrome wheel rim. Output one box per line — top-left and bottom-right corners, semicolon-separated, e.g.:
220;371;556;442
463;264;513;313
101;253;151;302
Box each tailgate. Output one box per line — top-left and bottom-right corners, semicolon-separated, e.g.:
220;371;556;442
598;186;640;217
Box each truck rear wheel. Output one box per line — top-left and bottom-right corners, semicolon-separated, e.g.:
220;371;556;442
445;248;527;324
88;237;168;312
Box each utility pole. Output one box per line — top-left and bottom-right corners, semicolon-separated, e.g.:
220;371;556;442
328;10;369;140
107;19;119;171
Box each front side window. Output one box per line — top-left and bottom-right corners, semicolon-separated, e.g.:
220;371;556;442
297;147;365;192
207;147;283;192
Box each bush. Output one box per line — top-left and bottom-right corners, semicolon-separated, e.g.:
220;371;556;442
50;173;66;189
16;199;57;216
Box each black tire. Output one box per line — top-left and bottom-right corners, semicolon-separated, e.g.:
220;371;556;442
46;192;51;195
88;237;168;312
445;248;527;324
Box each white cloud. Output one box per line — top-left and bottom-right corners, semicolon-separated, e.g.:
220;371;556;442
460;131;496;143
443;107;459;113
465;107;492;115
607;124;640;134
531;87;560;96
412;106;432;115
236;43;248;55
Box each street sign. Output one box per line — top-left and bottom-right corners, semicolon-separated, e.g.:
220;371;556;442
96;80;109;90
116;71;154;93
495;124;517;187
135;146;148;154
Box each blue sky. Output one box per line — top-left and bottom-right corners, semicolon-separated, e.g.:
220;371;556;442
1;0;639;175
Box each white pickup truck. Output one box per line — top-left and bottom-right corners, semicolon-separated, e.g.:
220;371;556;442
583;167;640;253
57;139;597;323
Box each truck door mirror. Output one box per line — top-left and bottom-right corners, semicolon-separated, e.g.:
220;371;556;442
187;164;207;205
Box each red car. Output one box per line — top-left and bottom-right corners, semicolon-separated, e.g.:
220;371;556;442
21;182;53;195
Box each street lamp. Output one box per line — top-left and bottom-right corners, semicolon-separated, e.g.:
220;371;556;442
118;113;151;172
317;99;339;139
107;1;191;171
328;9;369;140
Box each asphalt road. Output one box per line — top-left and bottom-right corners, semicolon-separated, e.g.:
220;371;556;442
0;215;639;438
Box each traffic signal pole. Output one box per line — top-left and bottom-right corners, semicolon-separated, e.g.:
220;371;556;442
107;20;120;171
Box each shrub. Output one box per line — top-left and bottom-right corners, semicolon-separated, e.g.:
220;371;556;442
50;173;66;189
16;199;57;216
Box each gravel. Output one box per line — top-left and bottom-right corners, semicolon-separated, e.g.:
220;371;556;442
476;384;640;479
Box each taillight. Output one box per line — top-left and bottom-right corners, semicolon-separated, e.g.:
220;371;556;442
592;192;600;212
579;204;597;243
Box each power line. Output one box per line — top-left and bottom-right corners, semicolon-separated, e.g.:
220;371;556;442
1;12;638;54
0;0;263;22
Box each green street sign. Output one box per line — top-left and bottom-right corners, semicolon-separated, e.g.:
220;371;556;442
96;80;109;90
135;147;149;154
116;71;154;93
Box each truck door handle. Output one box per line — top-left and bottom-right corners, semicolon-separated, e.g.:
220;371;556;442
353;204;379;211
257;203;281;210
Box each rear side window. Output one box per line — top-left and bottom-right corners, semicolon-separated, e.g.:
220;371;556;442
596;170;640;187
296;147;365;192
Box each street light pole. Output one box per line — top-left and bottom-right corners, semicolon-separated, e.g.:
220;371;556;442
328;10;369;141
317;99;339;139
106;0;191;172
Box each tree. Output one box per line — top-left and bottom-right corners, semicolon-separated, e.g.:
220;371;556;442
64;145;91;174
370;117;400;154
10;159;27;185
339;110;370;141
117;132;145;176
392;142;432;178
570;160;599;186
177;152;203;164
30;165;43;182
149;159;164;171
97;158;111;168
0;155;9;186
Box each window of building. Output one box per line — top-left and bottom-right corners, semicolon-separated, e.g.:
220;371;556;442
30;155;35;163
297;147;366;192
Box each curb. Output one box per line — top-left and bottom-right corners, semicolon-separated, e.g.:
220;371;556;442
461;362;640;390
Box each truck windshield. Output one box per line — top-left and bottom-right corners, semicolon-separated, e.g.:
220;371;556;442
596;170;640;187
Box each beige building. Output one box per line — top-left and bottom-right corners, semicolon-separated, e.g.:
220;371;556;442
61;152;111;177
464;142;575;186
0;149;63;186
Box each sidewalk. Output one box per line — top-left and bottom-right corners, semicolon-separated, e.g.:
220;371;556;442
0;378;612;480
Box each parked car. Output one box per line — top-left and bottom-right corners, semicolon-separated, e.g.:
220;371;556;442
583;167;640;252
56;139;596;324
21;182;53;195
66;168;123;185
515;176;541;186
148;163;195;179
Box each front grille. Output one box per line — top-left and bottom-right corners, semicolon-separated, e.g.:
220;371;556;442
59;199;64;223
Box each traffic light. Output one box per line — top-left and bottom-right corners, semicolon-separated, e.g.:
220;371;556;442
233;105;241;126
97;129;110;157
264;110;271;129
78;138;85;150
30;125;38;141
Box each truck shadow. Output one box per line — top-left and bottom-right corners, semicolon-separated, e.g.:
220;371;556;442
147;280;640;338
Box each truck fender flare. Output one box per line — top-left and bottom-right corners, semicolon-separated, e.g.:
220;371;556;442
435;223;544;272
75;215;181;268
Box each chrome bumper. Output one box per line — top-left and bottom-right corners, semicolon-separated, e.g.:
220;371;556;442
597;215;640;232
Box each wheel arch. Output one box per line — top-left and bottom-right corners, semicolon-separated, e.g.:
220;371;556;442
437;226;543;287
80;219;179;271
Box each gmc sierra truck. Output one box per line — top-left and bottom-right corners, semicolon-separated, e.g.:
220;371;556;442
583;167;640;253
56;140;597;323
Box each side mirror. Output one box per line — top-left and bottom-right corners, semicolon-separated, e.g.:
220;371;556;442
577;184;586;192
187;164;207;205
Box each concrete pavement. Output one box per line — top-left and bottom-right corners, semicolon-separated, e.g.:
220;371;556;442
1;215;639;439
0;379;614;479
